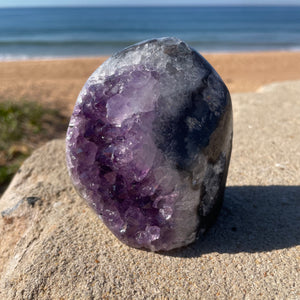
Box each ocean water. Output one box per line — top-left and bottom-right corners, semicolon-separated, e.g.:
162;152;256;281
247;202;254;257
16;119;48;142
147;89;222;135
0;6;300;60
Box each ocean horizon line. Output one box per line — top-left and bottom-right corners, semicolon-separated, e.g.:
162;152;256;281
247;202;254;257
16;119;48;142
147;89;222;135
1;5;300;9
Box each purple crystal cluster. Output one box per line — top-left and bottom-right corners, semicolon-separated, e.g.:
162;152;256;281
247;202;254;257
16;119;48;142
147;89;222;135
66;38;232;251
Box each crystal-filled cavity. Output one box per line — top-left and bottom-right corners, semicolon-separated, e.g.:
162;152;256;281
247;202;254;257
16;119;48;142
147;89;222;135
66;37;233;251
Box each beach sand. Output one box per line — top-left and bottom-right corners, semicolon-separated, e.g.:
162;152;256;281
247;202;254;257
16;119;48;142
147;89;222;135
1;51;300;116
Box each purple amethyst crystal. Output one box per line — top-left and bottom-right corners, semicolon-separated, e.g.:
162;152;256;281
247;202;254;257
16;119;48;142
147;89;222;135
66;37;233;251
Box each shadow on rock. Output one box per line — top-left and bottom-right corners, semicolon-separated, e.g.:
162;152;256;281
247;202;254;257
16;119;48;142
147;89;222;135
167;185;300;257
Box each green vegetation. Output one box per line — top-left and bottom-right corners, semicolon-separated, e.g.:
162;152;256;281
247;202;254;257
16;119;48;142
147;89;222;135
0;100;68;194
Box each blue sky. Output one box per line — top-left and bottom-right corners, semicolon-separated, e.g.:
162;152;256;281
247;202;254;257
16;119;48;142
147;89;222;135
1;0;300;7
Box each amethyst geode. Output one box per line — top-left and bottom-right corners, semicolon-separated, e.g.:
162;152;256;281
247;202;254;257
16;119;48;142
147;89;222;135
66;37;232;251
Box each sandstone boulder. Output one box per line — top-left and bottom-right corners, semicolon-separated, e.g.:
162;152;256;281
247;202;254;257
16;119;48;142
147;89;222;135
0;82;299;299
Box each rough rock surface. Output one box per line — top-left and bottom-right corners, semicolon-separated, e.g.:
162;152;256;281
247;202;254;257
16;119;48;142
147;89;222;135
0;81;299;299
66;37;232;251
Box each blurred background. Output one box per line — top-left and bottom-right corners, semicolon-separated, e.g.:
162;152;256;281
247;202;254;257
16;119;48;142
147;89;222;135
0;2;300;60
0;0;300;193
